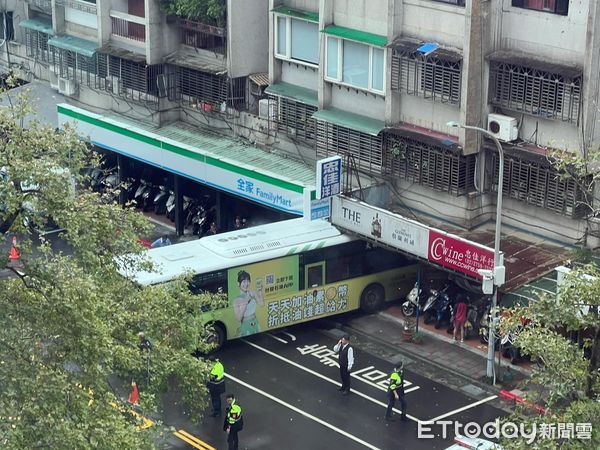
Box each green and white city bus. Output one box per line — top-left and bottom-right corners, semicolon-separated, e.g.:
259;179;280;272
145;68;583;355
122;218;417;347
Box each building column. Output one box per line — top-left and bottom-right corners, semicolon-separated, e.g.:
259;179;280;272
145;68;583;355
318;0;333;109
145;0;163;65
582;0;600;153
174;174;184;236
385;0;403;125
268;0;282;84
458;0;486;155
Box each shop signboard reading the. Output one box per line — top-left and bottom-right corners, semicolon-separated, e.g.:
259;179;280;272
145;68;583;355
331;196;429;258
331;196;498;280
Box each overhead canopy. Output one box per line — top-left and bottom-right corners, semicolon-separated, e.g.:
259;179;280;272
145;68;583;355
321;25;387;47
487;50;582;79
312;108;385;136
271;5;319;22
48;34;98;57
164;47;227;75
265;82;318;107
19;17;54;35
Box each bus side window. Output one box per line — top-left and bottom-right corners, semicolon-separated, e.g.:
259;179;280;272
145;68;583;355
189;270;228;295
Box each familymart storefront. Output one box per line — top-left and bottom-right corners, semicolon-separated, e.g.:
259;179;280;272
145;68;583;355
57;104;317;233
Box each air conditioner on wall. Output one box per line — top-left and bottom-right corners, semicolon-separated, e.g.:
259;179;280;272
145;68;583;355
487;113;518;142
58;78;78;97
49;68;59;91
258;98;276;121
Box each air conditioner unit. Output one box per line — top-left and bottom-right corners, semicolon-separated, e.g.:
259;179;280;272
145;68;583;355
258;98;276;121
58;78;78;97
487;113;518;142
49;69;59;91
111;76;122;95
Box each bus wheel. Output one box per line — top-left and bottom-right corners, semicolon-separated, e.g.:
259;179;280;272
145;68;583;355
360;284;385;313
206;322;226;350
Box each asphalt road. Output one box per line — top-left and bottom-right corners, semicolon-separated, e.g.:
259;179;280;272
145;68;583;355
162;323;505;450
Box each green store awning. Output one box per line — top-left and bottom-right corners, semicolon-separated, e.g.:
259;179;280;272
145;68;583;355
271;5;319;23
48;34;98;58
321;25;387;47
265;82;318;107
312;108;385;136
19;17;54;35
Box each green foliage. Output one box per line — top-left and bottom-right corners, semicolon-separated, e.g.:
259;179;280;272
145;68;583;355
160;0;226;25
499;265;600;447
0;88;215;448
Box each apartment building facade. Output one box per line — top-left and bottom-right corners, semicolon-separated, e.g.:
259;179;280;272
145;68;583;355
0;0;597;246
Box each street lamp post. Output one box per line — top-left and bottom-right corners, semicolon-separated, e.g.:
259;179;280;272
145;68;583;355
447;121;505;383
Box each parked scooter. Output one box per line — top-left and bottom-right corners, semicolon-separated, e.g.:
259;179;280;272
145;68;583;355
153;184;171;215
401;281;432;317
423;285;453;329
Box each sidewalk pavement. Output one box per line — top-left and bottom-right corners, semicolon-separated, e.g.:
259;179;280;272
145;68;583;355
341;305;530;392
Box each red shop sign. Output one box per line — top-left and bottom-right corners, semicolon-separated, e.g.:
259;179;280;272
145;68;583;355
427;230;495;278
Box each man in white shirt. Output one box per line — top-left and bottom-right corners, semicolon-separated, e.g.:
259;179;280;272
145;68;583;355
333;335;354;395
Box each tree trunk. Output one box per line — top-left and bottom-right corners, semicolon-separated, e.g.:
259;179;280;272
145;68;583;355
586;325;600;398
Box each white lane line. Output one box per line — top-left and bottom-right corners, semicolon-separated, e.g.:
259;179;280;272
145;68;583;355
267;333;288;344
424;395;498;423
226;372;381;450
241;339;420;423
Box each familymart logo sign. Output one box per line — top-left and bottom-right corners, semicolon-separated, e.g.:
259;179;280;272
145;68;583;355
418;419;593;444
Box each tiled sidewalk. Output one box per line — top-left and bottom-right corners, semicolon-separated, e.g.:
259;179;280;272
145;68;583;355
344;305;530;388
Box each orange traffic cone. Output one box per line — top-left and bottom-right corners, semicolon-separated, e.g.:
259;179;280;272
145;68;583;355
128;381;139;405
9;236;20;265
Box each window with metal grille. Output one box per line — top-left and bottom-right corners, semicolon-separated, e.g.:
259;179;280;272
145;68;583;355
178;18;227;55
391;49;462;105
489;60;581;123
95;53;164;107
49;47;97;86
269;96;317;141
316;121;382;175
24;29;51;62
167;67;246;111
489;153;591;217
383;133;475;196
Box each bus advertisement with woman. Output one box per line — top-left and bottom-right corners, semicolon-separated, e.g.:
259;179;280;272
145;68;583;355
122;218;417;347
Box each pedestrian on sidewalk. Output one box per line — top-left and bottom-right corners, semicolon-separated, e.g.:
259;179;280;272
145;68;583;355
207;355;226;417
223;394;243;450
333;335;354;395
385;363;407;421
151;234;171;248
453;295;468;343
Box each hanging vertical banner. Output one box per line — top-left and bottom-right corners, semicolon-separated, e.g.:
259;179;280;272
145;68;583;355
316;156;342;199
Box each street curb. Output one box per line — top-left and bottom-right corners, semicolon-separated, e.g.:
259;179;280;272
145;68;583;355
379;312;532;377
336;319;504;399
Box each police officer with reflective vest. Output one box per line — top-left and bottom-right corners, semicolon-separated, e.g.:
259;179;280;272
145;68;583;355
223;393;243;450
207;355;226;417
385;363;407;421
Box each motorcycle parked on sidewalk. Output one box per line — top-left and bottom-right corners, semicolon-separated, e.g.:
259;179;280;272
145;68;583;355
423;285;453;329
401;281;431;317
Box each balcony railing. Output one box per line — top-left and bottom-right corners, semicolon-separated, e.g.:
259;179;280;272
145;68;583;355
56;0;97;15
177;18;227;55
24;0;52;12
110;10;146;43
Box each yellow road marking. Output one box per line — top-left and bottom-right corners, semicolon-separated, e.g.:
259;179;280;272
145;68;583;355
176;429;216;450
174;430;215;450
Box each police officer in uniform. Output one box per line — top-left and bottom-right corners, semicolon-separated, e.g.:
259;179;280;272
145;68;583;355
223;394;243;450
385;363;407;421
333;335;354;395
207;355;226;417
